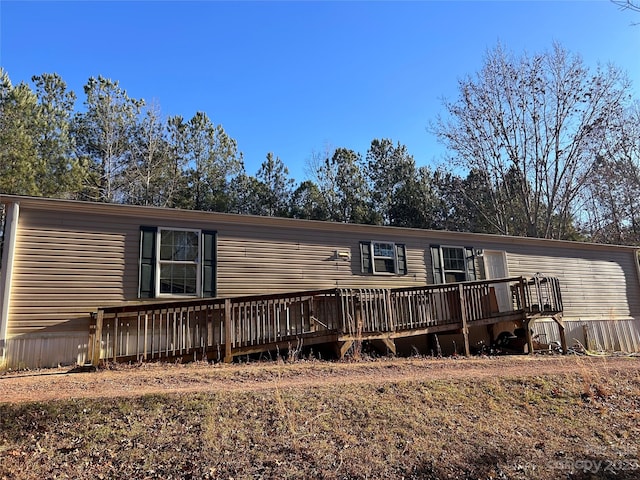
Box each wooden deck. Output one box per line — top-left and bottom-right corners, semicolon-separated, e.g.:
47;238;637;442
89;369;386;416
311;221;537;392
87;276;564;365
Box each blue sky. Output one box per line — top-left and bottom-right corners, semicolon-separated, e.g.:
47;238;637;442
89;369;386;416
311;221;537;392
1;1;639;181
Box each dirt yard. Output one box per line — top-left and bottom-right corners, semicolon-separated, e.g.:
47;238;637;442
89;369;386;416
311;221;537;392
0;354;634;404
1;355;639;480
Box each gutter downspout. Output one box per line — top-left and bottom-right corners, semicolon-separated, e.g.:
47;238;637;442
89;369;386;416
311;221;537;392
0;201;19;364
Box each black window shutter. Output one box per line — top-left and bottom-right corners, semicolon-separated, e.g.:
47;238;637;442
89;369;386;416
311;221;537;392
139;226;157;298
202;230;217;297
430;245;443;284
360;241;372;274
464;247;476;281
395;244;407;275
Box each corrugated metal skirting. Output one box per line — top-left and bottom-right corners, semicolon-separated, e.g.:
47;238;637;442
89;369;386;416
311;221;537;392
5;333;88;369
4;319;640;369
531;319;640;352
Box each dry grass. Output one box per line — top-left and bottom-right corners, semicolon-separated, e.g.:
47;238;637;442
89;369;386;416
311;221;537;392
1;357;639;479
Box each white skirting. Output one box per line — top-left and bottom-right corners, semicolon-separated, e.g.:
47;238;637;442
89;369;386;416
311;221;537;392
3;317;640;369
4;332;89;370
531;318;640;352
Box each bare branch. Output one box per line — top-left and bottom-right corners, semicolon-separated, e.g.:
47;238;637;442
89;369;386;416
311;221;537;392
612;0;640;13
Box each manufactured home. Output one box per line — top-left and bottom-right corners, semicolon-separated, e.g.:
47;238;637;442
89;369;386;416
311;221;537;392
1;194;639;369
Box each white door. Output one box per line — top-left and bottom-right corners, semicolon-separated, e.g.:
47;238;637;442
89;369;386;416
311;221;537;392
483;251;511;312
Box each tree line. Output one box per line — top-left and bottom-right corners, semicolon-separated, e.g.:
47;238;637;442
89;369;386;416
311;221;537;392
1;43;639;244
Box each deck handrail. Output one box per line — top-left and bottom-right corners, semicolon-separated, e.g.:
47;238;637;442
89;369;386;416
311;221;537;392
88;276;563;365
95;288;339;315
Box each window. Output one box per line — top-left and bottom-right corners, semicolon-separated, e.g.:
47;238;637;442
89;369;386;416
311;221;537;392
139;227;217;298
360;241;407;275
158;229;200;295
430;245;476;284
442;247;466;283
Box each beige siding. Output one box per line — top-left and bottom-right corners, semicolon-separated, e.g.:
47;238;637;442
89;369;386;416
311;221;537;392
217;227;427;295
10;212;128;335
473;240;640;322
3;196;640;358
8;205;433;336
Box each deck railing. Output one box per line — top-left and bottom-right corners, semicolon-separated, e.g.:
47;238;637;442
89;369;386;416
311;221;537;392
88;276;562;365
523;275;563;314
88;289;340;365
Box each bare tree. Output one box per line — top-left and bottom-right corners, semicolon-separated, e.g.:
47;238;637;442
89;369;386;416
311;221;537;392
305;143;339;220
432;43;631;239
612;0;640;13
582;103;640;244
612;0;640;25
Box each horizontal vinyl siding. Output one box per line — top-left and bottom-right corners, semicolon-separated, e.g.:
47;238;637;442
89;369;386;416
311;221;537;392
6;197;640;340
8;206;429;336
217;228;427;296
474;241;640;322
426;236;640;323
9;210;131;335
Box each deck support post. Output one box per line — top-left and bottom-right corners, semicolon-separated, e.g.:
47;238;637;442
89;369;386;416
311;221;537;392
524;318;535;354
486;324;495;345
458;285;470;357
335;340;354;359
553;314;568;354
371;338;396;356
224;298;233;363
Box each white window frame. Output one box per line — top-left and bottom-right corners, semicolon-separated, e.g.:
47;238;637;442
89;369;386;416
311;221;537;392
370;240;398;275
156;227;201;297
440;245;467;283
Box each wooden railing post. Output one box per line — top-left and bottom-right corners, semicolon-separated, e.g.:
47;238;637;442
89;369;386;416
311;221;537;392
112;314;118;363
87;314;95;365
386;289;395;332
91;310;103;366
338;289;350;335
308;296;315;332
143;312;148;361
224;298;233;363
458;284;470;356
518;277;527;312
